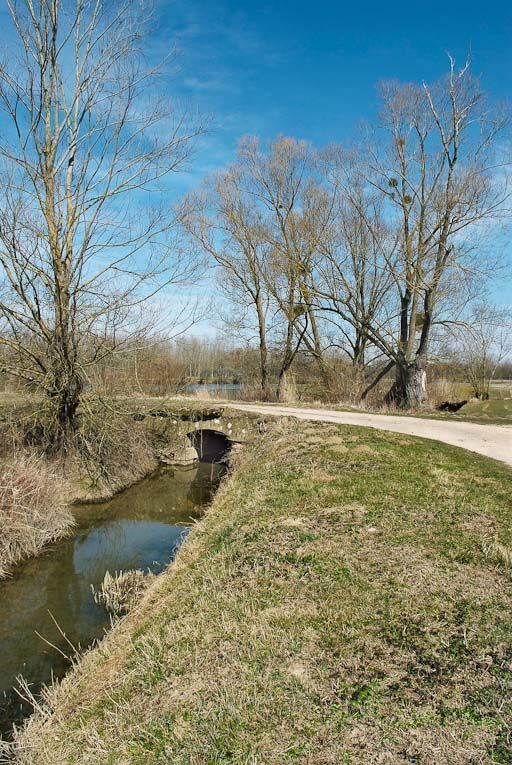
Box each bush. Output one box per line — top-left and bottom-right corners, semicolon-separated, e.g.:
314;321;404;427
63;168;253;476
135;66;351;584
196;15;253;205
72;400;158;497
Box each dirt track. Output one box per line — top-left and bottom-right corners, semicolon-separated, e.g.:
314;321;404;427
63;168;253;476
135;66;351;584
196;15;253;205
230;403;512;467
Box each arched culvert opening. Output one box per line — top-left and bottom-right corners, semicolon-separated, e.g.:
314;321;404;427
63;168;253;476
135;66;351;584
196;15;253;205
187;429;233;463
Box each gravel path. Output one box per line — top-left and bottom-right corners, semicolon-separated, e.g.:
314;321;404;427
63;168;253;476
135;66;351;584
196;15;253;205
230;403;512;467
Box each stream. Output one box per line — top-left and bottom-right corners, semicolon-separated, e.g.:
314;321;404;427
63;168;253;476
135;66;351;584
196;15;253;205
0;462;225;738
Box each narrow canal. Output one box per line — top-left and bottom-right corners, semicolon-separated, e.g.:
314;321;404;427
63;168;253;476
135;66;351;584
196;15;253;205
0;462;225;738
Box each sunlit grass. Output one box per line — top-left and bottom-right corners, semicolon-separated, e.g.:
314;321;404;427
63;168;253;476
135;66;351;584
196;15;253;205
454;397;512;423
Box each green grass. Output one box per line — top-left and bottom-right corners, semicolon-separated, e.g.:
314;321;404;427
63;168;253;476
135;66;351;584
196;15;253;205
454;397;512;423
6;421;512;764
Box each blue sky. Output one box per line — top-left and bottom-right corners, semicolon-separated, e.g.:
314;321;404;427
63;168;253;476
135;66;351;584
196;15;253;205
154;0;512;314
0;0;510;321
158;0;512;186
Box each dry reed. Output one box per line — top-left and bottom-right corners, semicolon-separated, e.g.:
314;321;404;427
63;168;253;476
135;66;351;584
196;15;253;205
0;457;73;578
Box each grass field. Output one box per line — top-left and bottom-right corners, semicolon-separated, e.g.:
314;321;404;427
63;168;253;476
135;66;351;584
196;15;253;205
454;397;512;423
6;420;512;764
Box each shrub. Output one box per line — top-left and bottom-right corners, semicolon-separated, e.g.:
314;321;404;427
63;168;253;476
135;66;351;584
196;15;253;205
72;401;157;496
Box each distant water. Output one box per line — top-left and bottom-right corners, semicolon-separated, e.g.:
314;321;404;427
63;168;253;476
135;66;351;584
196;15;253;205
186;383;243;399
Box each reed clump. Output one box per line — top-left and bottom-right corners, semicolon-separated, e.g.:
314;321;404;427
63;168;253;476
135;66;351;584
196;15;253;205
93;569;155;617
0;457;73;578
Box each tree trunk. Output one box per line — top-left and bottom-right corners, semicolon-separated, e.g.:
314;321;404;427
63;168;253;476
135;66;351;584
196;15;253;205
316;354;333;393
277;368;295;402
255;295;270;397
302;285;332;394
50;369;83;436
260;362;271;398
386;357;427;409
276;310;296;402
56;387;81;430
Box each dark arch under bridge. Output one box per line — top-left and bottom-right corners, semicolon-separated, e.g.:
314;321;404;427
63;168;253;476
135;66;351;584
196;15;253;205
187;429;233;463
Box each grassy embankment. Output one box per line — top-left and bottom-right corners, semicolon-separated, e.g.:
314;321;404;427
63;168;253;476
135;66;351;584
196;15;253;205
4;418;512;764
451;397;512;424
0;394;246;578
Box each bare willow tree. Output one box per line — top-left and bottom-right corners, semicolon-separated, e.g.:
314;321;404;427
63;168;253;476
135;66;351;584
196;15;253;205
358;59;511;406
317;148;395;396
315;61;509;407
0;0;201;436
181;166;272;395
237;136;334;398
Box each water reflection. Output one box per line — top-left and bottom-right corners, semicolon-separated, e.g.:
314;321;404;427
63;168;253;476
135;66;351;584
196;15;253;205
0;463;224;736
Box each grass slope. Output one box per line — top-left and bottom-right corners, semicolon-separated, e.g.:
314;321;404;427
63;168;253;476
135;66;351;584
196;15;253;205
6;420;512;764
454;398;512;424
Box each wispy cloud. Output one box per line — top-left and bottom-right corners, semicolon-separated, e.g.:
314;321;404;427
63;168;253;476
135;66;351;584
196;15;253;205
184;76;226;92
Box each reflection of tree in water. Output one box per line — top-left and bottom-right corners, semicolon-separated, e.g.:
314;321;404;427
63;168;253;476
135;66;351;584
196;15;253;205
0;535;104;736
187;463;226;508
74;464;225;527
0;464;225;738
73;521;190;581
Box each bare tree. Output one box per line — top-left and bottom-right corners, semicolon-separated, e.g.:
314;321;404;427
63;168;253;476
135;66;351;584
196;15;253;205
181;166;272;394
360;59;510;406
317;148;395;396
453;304;512;399
0;0;202;437
314;60;510;408
237;136;334;398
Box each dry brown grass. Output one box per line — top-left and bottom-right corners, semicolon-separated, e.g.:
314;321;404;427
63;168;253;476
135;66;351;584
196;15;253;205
428;378;470;406
482;539;512;571
0;456;73;578
93;569;155;617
